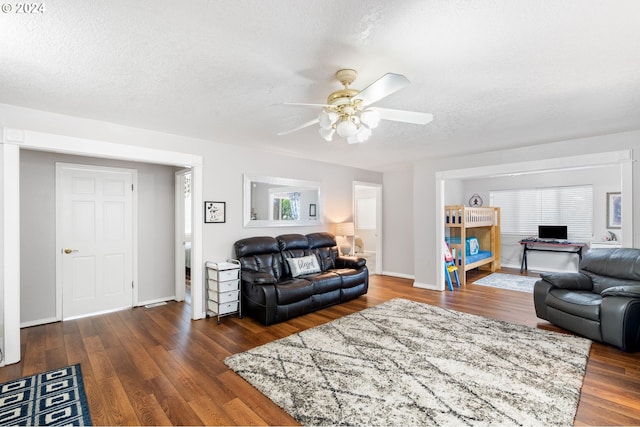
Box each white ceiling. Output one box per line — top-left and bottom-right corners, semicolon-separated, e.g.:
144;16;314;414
2;0;640;172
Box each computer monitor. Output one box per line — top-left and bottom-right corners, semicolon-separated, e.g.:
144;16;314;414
538;225;568;240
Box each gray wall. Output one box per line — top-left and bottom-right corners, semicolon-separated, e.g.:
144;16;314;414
20;150;175;325
382;169;414;276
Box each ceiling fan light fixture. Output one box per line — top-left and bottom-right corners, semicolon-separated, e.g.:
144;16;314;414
360;109;380;129
318;110;338;129
336;119;358;138
356;125;372;142
318;127;335;141
279;69;432;145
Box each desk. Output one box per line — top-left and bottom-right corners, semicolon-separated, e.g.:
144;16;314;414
519;240;587;273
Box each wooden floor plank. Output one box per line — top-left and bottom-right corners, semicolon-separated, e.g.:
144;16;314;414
3;270;640;425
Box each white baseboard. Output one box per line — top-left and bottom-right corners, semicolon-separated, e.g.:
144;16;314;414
381;271;414;280
502;262;577;273
21;317;58;329
412;282;443;291
501;262;520;269
136;296;175;308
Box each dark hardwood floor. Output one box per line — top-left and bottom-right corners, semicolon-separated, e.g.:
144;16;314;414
2;269;640;425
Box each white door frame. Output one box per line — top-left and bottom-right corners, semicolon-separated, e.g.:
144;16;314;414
1;127;204;366
353;181;383;274
55;163;138;320
174;168;192;302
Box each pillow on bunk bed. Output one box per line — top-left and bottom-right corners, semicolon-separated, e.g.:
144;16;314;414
467;237;479;255
444;236;481;255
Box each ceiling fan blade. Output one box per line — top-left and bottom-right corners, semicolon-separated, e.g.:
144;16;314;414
355;73;410;107
277;118;320;136
376;107;434;125
283;102;331;108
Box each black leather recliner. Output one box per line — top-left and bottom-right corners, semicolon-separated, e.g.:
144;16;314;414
534;248;640;351
234;232;368;325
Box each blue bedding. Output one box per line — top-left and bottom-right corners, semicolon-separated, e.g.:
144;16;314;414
457;250;492;265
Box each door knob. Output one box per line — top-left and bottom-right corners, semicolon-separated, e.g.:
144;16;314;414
63;248;79;254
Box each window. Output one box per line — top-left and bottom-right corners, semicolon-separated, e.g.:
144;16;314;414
272;196;293;220
490;185;593;239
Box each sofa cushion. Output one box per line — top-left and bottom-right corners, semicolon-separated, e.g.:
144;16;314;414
234;236;284;280
235;236;279;257
286;255;321;277
278;234;311;258
310;247;336;271
238;253;284;280
333;268;368;288
546;289;602;321
601;285;640;298
307;232;337;249
308;271;342;294
540;272;592;291
581;248;640;282
587;274;640;295
306;232;339;271
275;279;315;305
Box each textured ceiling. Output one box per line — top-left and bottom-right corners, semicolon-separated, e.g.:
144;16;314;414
1;0;640;171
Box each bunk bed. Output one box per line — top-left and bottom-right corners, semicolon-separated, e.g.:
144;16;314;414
445;205;501;286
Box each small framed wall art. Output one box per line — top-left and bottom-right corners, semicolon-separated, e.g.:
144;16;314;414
606;192;621;229
309;203;317;217
205;201;226;223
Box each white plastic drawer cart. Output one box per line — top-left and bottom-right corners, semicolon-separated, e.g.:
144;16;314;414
205;260;242;324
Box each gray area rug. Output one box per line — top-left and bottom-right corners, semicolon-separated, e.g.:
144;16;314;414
225;298;591;426
473;273;539;293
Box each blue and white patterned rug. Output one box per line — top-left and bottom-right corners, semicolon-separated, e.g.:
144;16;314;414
0;364;92;426
473;273;539;293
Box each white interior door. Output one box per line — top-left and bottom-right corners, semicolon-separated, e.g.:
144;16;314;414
56;163;135;320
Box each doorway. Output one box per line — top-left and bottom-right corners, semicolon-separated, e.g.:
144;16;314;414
353;182;382;275
2;128;205;366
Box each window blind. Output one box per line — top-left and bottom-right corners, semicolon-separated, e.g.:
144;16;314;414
489;185;593;239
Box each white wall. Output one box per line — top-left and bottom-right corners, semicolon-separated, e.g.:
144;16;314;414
382;169;413;277
19;150;177;325
405;130;640;289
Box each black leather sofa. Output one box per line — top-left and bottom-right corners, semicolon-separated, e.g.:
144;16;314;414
233;232;368;325
533;248;640;351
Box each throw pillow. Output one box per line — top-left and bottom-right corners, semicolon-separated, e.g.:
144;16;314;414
466;237;480;255
287;255;321;277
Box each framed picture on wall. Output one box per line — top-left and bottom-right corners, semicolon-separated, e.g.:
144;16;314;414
606;192;621;229
309;203;317;217
205;201;226;223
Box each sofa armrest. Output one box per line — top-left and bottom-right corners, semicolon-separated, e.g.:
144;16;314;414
601;285;640;298
540;272;593;290
241;270;277;285
336;256;366;269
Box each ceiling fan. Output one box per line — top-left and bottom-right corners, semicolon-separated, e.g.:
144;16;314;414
278;69;433;144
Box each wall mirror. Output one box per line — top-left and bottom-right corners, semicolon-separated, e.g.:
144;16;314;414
243;174;323;227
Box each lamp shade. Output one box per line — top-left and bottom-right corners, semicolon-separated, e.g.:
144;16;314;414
335;222;355;236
